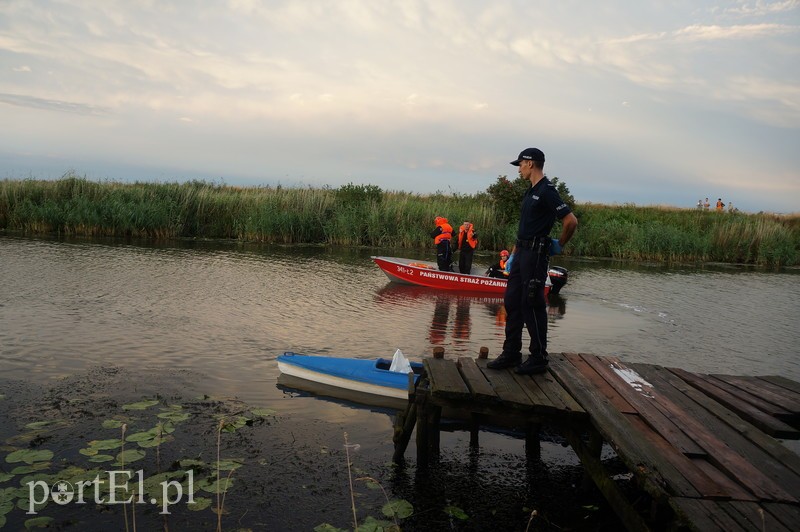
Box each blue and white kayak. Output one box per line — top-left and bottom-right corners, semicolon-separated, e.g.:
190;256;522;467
277;352;423;401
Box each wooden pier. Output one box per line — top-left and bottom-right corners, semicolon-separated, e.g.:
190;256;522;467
392;350;800;531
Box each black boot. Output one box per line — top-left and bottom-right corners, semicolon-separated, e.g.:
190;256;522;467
486;352;522;370
516;355;549;375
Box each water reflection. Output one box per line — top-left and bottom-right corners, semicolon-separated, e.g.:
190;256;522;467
373;283;567;348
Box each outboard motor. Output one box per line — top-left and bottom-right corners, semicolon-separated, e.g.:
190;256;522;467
547;266;568;295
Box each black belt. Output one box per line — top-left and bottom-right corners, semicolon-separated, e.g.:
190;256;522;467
515;237;550;250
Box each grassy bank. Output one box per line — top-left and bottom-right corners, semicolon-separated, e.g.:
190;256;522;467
1;175;797;267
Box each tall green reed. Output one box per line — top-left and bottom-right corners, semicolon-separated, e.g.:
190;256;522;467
1;175;797;267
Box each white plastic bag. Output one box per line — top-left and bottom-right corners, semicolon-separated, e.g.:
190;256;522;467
389;348;412;374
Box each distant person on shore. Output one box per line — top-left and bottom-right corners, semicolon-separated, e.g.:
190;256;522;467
457;221;478;274
696;199;703;210
487;147;577;375
431;216;454;271
486;249;510;278
704;198;710;210
716;198;725;211
728;201;735;213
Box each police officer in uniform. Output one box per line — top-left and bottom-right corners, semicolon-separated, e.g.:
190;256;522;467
487;148;578;374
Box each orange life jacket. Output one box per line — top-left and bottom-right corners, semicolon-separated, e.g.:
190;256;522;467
433;218;453;245
458;224;478;249
499;259;507;270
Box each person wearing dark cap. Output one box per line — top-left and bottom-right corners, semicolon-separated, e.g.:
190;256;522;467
487;147;578;375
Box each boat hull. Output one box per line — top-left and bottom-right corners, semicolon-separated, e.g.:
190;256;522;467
372;256;507;294
277;352;422;401
371;256;564;296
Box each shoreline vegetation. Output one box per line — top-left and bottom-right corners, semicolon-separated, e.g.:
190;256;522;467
1;174;798;267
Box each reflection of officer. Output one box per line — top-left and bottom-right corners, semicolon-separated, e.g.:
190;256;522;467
547;294;567;321
487;147;578;375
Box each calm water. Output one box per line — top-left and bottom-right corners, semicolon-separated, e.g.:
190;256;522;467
1;235;799;529
1;235;799;407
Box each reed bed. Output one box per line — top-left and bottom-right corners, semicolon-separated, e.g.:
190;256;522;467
1;175;797;267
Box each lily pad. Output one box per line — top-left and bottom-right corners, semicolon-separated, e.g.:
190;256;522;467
178;459;207;469
6;449;54;464
213;459;244;471
88;454;115;463
443;505;468;520
24;421;56;430
79;447;99;457
126;429;160;443
383;499;414;519
114;449;146;465
24;516;54;529
187;496;212;511
88;439;124;451
102;419;125;429
10;463;50;475
121;399;159;411
0;472;12;482
138;434;174;448
157;411;191;422
199;476;235;494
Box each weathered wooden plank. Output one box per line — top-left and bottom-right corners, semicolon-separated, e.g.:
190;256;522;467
668;367;799;439
475;358;534;407
425;358;470;400
626;415;729;500
690;458;758;502
582;354;707;458
456;357;497;403
722;501;794;532
549;353;702;499
713;374;800;416
616;361;798;503
632;363;800;495
762;502;800;530
759;375;800;396
536;364;586;415
511;371;554;408
670;498;748;532
707;374;794;418
562;353;637;415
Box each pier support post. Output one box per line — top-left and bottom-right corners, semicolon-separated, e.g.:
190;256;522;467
525;422;541;461
469;414;480;449
580;427;604;493
433;346;445;359
415;381;431;469
478;346;488;359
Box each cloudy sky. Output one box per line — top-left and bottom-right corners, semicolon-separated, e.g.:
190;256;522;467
1;1;798;213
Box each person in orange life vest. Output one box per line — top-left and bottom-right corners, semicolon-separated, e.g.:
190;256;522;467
457;221;478;274
430;216;454;271
486;249;510;278
716;198;725;211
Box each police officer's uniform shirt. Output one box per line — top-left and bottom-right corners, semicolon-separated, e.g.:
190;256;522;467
517;177;572;240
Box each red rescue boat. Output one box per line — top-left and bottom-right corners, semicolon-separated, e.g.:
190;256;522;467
371;256;568;295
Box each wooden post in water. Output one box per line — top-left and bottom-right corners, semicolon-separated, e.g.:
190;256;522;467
479;346;489;359
433;346;445;359
525;422;541;461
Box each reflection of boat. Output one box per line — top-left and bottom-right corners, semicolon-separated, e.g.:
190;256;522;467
276;352;423;405
371;256;568;295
